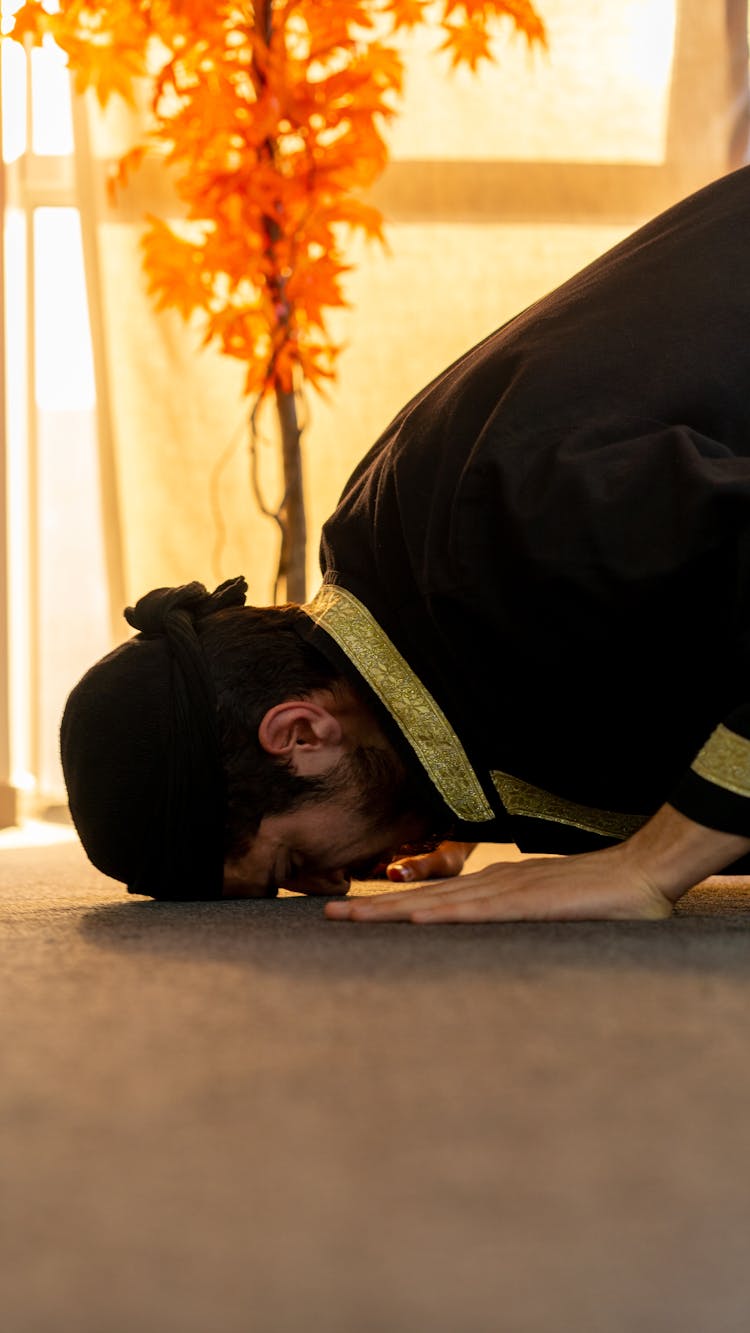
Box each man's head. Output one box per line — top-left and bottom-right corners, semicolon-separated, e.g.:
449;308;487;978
221;734;441;898
202;601;442;896
61;577;441;901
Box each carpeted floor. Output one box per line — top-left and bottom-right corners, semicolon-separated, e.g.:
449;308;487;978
3;835;750;1333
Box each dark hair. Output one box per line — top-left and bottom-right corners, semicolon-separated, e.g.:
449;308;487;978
197;603;341;858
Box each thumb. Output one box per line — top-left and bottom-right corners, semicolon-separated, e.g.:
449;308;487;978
387;841;476;882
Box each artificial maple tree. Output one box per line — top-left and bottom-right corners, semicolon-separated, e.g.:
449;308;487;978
9;0;546;600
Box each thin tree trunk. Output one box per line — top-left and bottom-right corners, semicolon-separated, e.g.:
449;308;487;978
275;386;307;603
252;0;307;604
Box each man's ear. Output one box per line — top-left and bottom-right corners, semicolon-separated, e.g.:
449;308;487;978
258;698;343;773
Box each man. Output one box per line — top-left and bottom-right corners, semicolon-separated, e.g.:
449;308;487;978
61;165;750;922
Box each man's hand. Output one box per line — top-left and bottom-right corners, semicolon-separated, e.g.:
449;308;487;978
325;842;673;923
325;805;750;924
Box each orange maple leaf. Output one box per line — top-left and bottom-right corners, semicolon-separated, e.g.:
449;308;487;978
7;0;53;47
62;33;145;106
384;0;427;29
441;0;546;48
140;216;210;318
439;18;493;71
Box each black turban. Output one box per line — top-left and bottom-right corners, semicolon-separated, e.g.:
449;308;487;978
60;576;248;900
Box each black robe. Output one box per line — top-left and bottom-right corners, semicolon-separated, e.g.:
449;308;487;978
302;165;750;861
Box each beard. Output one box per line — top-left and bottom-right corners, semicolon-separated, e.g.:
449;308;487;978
311;742;453;874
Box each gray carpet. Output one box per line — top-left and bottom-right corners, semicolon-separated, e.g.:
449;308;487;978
3;838;750;1333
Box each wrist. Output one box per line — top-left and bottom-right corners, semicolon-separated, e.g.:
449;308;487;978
620;803;750;903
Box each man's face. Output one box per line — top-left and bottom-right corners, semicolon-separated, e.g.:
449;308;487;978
222;799;422;898
222;744;444;899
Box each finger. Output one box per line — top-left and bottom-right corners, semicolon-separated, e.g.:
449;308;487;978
326;879;473;913
387;844;468;882
325;889;435;920
324;877;499;920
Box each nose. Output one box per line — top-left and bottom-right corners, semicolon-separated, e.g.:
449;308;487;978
287;868;351;897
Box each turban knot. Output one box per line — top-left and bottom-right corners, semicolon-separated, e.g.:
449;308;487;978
125;576;248;638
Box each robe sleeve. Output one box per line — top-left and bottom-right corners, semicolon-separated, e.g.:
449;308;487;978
669;707;750;837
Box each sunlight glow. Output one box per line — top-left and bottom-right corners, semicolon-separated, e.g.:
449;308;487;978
387;0;678;164
1;36;26;163
1;0;104;807
0;817;77;847
34;209;96;411
4;207;32;795
31;37;74;156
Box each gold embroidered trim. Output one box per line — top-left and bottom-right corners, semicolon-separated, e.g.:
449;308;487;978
491;770;646;840
691;724;750;798
305;584;494;821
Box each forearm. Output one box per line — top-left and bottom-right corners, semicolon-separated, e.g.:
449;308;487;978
618;802;750;903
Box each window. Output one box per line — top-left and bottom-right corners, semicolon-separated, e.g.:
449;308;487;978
2;0;110;815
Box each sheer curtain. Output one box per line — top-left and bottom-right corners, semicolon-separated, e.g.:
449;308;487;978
2;0;748;816
1;12;111;816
